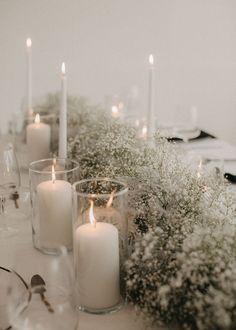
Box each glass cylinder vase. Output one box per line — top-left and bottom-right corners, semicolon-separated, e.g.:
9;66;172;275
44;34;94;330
72;178;128;314
29;158;79;255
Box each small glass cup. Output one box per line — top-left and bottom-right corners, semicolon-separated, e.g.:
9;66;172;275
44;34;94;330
7;246;78;330
172;105;200;142
72;178;128;314
29;158;79;255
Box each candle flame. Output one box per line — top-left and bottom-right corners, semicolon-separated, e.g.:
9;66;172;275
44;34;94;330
142;125;147;136
89;200;96;227
61;62;66;75
35;113;40;124
26;38;32;48
149;54;154;65
106;190;115;208
112;105;118;114
52;165;56;183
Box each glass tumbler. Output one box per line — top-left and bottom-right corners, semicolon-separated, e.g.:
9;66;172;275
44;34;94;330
72;178;128;314
7;246;78;330
29;158;79;254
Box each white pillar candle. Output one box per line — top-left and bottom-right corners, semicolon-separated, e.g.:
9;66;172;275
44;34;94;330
26;38;32;112
147;54;155;137
75;202;120;310
59;62;67;159
36;166;72;249
26;113;51;163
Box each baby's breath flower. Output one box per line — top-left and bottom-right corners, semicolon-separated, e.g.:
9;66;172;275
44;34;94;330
38;93;236;330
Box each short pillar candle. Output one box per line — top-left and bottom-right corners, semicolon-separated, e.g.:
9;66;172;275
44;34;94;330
72;178;128;314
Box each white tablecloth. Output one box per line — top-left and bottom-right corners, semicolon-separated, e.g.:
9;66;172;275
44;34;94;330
1;137;236;330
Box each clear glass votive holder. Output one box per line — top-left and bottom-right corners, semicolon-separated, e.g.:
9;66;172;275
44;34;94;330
29;158;79;255
72;178;128;314
7;246;79;330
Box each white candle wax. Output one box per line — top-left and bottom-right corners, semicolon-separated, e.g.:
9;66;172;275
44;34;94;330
147;54;155;137
37;179;72;249
26;114;51;163
26;38;32;111
75;222;120;310
59;62;67;159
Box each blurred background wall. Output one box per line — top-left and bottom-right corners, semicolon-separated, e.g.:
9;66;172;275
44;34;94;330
0;0;236;143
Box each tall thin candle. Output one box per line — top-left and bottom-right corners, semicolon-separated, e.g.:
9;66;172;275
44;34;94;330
147;54;155;137
26;38;32;112
59;62;67;158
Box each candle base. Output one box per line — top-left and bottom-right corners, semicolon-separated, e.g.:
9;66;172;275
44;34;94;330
78;297;124;315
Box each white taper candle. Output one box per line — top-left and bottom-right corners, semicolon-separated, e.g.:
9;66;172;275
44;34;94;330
147;54;155;137
26;38;32;112
59;62;67;159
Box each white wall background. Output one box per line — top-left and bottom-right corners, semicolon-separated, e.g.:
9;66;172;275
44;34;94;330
0;0;236;143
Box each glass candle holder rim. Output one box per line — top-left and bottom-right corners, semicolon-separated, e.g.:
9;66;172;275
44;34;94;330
73;177;128;199
34;244;69;257
124;114;147;120
26;113;56;125
29;158;79;175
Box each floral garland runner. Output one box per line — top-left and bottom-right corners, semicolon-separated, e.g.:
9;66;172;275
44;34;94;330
36;93;236;330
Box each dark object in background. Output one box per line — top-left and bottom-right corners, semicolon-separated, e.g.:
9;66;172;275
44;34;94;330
168;130;215;142
224;173;236;184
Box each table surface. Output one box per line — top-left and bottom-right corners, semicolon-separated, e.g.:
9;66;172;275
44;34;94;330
1;137;236;330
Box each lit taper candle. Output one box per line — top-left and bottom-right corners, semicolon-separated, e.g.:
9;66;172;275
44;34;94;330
59;62;67;158
26;38;32;112
147;54;155;137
